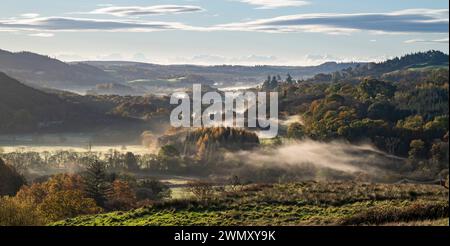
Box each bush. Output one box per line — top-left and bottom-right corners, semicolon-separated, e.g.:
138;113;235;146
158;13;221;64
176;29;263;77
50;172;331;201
38;190;102;221
135;179;171;201
187;181;216;201
14;173;102;222
340;201;449;225
0;196;46;226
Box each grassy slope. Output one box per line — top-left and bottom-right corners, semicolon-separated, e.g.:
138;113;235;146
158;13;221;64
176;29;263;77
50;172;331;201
52;182;449;226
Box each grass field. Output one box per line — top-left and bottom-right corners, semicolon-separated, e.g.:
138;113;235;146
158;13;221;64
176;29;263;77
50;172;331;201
52;182;449;226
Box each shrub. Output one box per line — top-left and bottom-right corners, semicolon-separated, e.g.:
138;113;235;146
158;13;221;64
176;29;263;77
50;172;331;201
38;190;102;221
135;179;171;201
13;173;102;222
0;196;46;226
187;181;216;201
340;201;449;225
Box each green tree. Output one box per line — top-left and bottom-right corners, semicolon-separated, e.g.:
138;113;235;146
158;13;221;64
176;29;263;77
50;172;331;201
358;79;396;100
83;160;110;207
287;122;305;139
124;152;139;172
286;74;294;84
397;115;424;132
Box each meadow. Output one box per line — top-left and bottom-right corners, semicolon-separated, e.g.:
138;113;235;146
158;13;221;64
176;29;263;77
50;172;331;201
52;182;449;226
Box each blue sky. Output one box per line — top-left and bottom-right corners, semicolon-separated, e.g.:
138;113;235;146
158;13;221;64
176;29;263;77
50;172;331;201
0;0;448;65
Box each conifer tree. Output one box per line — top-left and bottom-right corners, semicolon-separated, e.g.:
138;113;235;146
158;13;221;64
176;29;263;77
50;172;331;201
83;160;110;207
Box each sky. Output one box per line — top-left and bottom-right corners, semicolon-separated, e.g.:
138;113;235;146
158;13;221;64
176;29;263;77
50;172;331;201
0;0;448;66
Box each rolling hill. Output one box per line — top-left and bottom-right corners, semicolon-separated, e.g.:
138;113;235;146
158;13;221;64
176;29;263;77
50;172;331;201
85;60;363;85
307;50;449;83
0;49;118;91
0;72;130;133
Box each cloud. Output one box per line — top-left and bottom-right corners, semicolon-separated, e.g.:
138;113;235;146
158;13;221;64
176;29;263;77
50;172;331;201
89;5;204;17
235;0;310;9
2;8;447;36
28;32;54;37
404;37;449;44
20;13;40;18
216;8;449;34
174;54;278;65
0;16;193;32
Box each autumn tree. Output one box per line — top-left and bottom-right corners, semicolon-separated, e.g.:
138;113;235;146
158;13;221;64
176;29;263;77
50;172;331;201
38;190;102;221
409;139;427;160
106;180;137;210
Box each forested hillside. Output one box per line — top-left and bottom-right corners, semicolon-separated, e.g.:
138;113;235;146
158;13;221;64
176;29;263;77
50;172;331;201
0;72;130;133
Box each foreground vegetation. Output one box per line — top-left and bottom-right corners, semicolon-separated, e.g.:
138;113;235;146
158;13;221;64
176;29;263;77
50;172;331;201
53;182;449;226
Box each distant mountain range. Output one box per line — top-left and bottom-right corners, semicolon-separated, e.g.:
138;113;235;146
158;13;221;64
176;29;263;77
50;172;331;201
1;49;448;95
83;60;363;87
0;49;118;91
1;49;361;93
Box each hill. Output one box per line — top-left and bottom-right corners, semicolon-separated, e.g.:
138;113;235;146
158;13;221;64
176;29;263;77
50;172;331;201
0;72;129;133
1;49;362;93
0;49;118;90
308;50;449;83
52;182;449;226
85;60;362;85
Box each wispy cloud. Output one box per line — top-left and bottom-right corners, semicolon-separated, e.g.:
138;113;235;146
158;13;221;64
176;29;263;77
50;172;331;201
0;16;194;32
88;5;204;17
404;37;449;44
20;13;40;18
174;54;278;65
28;32;54;37
216;9;449;34
235;0;310;9
1;8;448;36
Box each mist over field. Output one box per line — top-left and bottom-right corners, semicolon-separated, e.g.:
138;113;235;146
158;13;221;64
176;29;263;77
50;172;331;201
227;140;401;174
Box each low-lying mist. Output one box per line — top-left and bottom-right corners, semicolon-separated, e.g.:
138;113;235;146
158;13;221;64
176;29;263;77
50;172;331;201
225;139;406;183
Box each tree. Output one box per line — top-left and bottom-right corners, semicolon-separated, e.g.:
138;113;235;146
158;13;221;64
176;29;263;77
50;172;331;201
135;179;171;201
430;141;449;164
286;74;294;84
358;79;396;100
38;190;102;221
0;158;26;196
83;160;110;207
367;101;398;121
287;122;305;139
106;180;137;210
158;145;182;171
396;115;424;132
158;145;180;158
0;196;46;226
124;152;139;172
12;173;101;223
408;139;426;160
270;76;279;90
187;181;216;201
